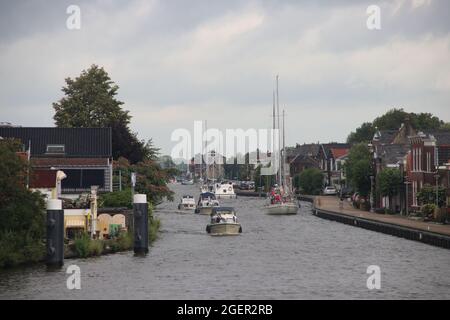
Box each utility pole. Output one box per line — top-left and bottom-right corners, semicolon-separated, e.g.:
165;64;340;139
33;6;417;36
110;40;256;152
404;180;411;216
119;169;122;191
435;171;440;208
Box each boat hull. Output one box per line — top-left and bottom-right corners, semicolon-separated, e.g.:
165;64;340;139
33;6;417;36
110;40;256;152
215;194;237;199
207;223;241;236
178;204;195;211
264;202;298;215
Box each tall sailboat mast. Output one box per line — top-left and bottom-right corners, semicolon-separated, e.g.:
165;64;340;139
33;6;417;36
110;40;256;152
276;75;282;187
272;90;276;185
282;109;286;189
205;120;208;181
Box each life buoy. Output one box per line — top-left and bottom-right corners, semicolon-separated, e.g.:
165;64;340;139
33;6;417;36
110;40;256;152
228;187;232;191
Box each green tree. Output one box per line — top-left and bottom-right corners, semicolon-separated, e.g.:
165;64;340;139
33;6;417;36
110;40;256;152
347;108;446;144
53;64;153;163
0;141;46;268
347;122;375;144
440;122;450;131
377;168;402;211
345;143;372;197
112;157;174;205
297;168;324;195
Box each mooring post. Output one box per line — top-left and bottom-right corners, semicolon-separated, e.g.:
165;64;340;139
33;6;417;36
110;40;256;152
46;199;64;267
133;194;149;254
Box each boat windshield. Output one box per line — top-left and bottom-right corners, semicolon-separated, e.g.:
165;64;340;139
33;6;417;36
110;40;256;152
200;192;216;200
211;208;235;216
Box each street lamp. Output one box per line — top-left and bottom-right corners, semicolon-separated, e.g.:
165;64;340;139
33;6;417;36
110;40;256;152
434;171;440;208
404;179;411;216
370;175;375;213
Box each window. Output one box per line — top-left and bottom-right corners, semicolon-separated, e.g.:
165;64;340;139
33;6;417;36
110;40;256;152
61;169;105;190
46;144;65;154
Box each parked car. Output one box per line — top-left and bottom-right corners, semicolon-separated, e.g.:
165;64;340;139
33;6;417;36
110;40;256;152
239;181;250;190
323;186;337;195
239;181;255;190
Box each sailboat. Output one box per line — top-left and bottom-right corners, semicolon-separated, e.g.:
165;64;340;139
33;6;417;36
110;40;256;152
263;75;298;215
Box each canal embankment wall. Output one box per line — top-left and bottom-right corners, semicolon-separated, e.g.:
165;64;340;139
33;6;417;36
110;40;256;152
297;195;450;249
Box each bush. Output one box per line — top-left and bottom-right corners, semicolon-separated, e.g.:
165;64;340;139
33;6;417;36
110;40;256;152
421;203;436;218
99;189;133;208
117;232;133;250
0;231;46;268
0;141;46;268
89;240;104;256
74;233;91;258
149;216;161;244
297;168;323;195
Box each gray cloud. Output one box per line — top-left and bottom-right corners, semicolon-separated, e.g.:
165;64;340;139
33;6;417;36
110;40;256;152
0;0;449;154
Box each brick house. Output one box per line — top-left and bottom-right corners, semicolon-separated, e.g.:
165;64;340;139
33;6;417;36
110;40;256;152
318;143;350;187
0;127;113;197
405;131;450;211
286;143;321;177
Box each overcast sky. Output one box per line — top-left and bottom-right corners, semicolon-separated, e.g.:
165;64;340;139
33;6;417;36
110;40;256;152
1;0;449;155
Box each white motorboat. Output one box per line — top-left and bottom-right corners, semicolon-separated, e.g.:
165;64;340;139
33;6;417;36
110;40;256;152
195;192;220;215
177;195;196;211
181;179;194;185
214;182;237;199
206;207;242;236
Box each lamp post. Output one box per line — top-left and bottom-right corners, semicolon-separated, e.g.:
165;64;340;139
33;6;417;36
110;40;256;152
370;175;375;212
404;179;411;216
434;171;440;208
368;143;375;213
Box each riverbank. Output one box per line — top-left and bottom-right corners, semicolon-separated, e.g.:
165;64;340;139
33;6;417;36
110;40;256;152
0;213;161;268
302;195;450;249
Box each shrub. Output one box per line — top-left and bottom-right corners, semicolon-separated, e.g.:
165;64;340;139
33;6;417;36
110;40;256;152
89;240;104;256
99;189;133;208
149;215;161;244
74;233;91;258
116;232;133;250
297;168;323;195
0;141;46;268
421;203;436;218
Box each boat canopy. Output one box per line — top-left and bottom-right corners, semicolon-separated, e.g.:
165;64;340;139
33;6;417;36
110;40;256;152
199;192;216;199
211;207;235;216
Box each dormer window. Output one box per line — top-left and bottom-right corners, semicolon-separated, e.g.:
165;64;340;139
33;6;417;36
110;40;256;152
46;144;65;154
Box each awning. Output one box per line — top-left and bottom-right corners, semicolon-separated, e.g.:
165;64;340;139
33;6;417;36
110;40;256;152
65;220;86;228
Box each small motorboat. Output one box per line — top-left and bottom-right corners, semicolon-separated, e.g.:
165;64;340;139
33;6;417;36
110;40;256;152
195;192;220;215
206;207;242;236
181;179;194;185
177;195;196;210
214;181;237;199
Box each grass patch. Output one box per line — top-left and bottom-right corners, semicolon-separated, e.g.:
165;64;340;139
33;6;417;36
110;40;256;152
149;215;161;244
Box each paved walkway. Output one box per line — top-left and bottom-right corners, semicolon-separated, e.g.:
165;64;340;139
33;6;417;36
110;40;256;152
315;196;450;237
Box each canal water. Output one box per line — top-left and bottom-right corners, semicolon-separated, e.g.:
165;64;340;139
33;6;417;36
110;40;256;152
1;184;449;299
